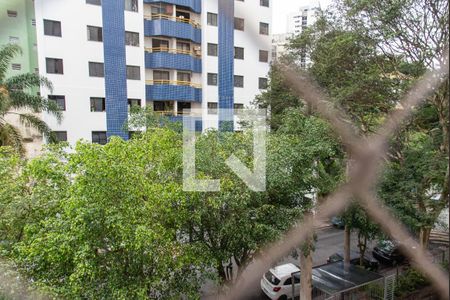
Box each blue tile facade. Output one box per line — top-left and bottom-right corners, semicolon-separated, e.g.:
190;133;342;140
145;52;202;73
218;0;234;131
144;19;201;44
143;0;201;13
102;0;128;140
146;85;202;102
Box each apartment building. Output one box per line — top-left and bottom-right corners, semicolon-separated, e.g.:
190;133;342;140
30;0;272;145
1;0;43;157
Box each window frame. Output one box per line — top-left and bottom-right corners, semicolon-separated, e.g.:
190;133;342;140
207;73;218;86
234;75;244;88
207;12;218;26
48;95;66;111
44;19;62;37
90;97;106;112
87;25;103;42
88;62;105;77
92;131;107;145
46;58;64;74
125;31;139;47
126;65;141;80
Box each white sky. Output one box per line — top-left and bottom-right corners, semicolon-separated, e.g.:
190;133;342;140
272;0;333;34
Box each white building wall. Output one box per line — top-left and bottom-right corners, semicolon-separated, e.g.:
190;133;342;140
35;0;145;145
34;0;271;143
202;0;272;130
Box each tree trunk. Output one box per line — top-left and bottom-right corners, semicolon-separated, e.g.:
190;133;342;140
217;261;227;283
300;247;313;300
357;231;367;266
344;225;351;266
419;227;431;249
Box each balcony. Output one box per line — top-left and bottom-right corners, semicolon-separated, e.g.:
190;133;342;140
143;0;201;13
145;48;202;73
144;14;201;43
146;80;202;102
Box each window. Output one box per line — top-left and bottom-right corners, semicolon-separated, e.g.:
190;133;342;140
259;50;269;62
234;47;244;59
153;71;170;84
234;75;244;88
51;131;67;142
87;25;102;42
259;77;268;89
11;64;21;71
207;43;218;56
92;131;107;145
234;103;244;110
234;18;244;31
207;73;218;86
260;0;269;7
46;58;64;74
177;41;190;52
259;22;269;35
48;95;66;111
86;0;101;5
207;102;218;114
177;102;191;114
7;10;17;17
177;72;191;83
44;19;62;37
126;66;140;80
152;39;169;50
207;12;217;26
90;97;105;112
125;0;138;12
128;99;141;109
125;31;139;46
89;62;104;77
9;36;19;43
150;3;172;15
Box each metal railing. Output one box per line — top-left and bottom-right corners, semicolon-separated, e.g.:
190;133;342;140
144;13;201;29
146;80;202;89
145;47;201;57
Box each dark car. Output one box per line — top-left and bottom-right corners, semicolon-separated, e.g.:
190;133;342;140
372;240;405;266
331;216;345;229
327;250;379;271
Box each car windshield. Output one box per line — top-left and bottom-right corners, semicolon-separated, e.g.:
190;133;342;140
378;240;395;252
265;271;281;285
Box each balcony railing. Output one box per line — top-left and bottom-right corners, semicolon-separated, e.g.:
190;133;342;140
146;80;202;89
145;47;201;58
144;14;201;29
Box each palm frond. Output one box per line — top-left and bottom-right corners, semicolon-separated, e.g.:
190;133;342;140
7;91;63;122
5;73;53;92
0;44;22;82
0;119;25;155
17;113;56;143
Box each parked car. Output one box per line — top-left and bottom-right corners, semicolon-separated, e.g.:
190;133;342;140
327;250;379;271
372;240;406;266
260;263;301;300
331;216;345;229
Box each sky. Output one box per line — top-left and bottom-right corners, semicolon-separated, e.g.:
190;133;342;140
272;0;333;34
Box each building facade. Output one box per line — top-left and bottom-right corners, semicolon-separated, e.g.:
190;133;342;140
30;0;272;145
1;0;42;156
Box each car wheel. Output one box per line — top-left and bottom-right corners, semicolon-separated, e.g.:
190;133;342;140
278;296;288;300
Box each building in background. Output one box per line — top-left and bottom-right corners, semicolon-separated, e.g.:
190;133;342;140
286;1;320;36
271;32;292;62
27;0;272;146
273;1;320;67
0;0;42;157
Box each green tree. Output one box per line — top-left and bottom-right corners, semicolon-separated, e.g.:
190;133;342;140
0;44;62;154
337;0;450;245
